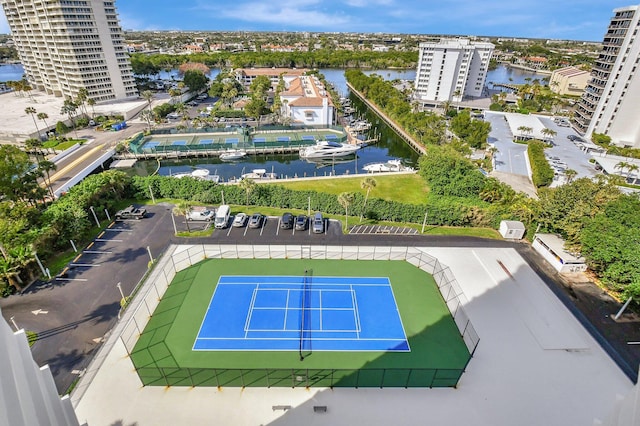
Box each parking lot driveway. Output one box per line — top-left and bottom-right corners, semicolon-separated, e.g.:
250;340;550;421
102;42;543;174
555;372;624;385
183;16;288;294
537;117;599;181
0;203;175;393
485;111;529;176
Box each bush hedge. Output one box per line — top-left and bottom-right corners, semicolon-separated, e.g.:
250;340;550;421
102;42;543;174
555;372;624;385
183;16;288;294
528;140;554;187
129;175;499;228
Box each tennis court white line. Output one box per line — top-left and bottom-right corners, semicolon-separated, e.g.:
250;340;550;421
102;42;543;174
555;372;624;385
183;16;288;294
282;289;290;330
251;307;356;311
195;337;407;341
386;275;411;352
319;289;323;331
350;285;360;338
243;285;259;335
244;327;359;333
217;281;391;287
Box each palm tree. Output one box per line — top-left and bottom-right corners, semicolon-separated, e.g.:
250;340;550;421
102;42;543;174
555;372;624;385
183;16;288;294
615;161;629;178
627;164;639;184
141;90;154;114
38;160;57;199
87;98;96;118
238;177;256;207
25;107;40;137
338;192;354;232
24;138;43;163
564;169;578;184
61;99;79;138
541;128;556;142
75;88;89;117
516;126;532;140
359;177;377;222
37;112;50;135
140;109;153;132
173;201;192;233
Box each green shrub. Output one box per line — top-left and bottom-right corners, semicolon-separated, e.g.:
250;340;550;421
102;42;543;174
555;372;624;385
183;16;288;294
528;140;554;187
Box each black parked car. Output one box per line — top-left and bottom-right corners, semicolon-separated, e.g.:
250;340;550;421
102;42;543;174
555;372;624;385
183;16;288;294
280;212;294;229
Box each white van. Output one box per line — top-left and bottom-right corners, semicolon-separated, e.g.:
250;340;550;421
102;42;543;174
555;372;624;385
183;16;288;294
187;206;215;221
214;205;230;229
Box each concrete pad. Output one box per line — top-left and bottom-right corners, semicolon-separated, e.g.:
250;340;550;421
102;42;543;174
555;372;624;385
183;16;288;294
73;246;632;426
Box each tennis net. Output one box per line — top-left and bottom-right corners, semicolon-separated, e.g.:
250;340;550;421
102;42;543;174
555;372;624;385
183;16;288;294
299;269;312;360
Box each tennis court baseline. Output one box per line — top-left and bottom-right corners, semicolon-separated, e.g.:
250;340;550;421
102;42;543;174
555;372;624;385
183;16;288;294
194;275;410;352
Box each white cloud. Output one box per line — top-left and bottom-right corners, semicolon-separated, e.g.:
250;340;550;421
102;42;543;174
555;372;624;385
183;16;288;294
216;1;351;29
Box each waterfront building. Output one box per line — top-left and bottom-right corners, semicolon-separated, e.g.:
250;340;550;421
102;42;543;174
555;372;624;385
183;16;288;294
414;38;494;103
574;4;640;147
0;0;138;103
234;68;308;90
549;66;591;96
279;74;335;126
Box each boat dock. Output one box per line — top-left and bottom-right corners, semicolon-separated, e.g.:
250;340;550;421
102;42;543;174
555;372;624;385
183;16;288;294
346;82;426;155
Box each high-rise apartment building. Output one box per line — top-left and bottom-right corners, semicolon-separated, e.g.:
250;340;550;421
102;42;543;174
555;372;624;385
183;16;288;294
0;0;138;103
574;5;640;148
414;38;494;103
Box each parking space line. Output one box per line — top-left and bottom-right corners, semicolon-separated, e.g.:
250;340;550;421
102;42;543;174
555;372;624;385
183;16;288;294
83;250;113;254
56;278;88;282
227;226;232;236
276;218;280;236
95;238;122;242
260;218;266;236
243;225;249;236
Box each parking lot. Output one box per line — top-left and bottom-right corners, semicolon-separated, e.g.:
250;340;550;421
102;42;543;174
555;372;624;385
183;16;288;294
217;213;341;240
0;204;175;393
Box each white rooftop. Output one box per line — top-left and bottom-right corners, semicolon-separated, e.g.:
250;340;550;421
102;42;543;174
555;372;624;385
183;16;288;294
72;246;632;426
591;153;640;181
505;112;547;140
534;233;585;263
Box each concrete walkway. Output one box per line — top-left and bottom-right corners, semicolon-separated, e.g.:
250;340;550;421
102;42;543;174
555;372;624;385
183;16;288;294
73;246;632;426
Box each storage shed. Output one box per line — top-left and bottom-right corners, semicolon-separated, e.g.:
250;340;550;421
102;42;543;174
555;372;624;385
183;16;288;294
532;233;587;273
499;220;526;240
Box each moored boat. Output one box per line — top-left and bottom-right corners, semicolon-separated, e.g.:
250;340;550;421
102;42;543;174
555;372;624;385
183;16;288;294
299;140;361;159
363;159;415;173
219;150;247;161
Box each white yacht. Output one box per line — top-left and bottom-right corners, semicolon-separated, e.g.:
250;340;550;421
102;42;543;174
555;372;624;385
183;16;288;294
299;140;360;159
363;159;415;173
219;150;247;161
170;168;221;183
240;168;277;180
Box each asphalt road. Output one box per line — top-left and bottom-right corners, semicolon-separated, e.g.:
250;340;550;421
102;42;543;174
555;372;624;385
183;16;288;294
485;111;529;176
47;123;146;195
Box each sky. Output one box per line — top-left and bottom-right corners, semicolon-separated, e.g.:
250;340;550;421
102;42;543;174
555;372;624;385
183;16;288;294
0;1;631;41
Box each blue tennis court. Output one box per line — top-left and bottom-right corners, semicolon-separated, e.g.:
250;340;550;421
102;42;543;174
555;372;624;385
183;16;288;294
325;134;338;140
198;139;213;145
253;137;266;143
276;136;290;142
143;141;160;149
194;275;409;352
171;140;187;146
301;135;315;141
225;138;239;144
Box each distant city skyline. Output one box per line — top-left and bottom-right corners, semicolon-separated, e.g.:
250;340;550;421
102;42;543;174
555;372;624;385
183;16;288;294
0;1;630;41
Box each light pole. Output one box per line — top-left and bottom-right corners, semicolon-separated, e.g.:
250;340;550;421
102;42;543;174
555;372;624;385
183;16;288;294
9;316;19;332
89;206;100;227
116;282;125;302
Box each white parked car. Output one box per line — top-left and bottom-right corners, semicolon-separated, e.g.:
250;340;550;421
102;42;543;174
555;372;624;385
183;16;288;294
232;213;248;227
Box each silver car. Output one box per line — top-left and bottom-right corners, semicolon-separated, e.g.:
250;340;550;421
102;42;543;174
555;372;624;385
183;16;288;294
312;212;324;234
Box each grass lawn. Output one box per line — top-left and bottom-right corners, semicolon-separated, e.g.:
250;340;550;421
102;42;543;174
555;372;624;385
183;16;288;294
271;174;429;205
